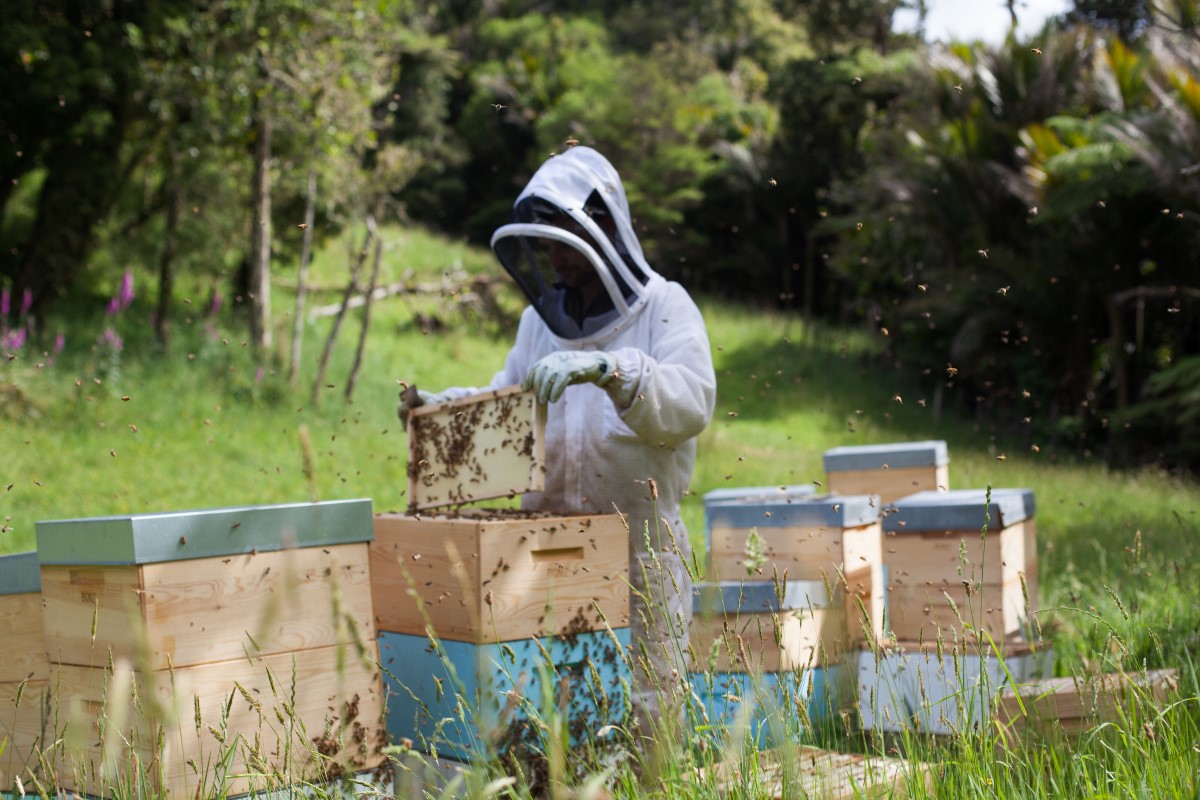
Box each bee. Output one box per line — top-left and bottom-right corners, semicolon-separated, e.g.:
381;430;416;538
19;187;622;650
1031;48;1042;55
297;223;309;230
997;286;1010;296
978;249;989;259
946;364;958;377
997;453;1007;461
564;137;580;147
491;103;507;111
953;84;963;93
768;178;778;186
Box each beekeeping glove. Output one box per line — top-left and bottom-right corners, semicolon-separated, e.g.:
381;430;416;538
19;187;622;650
522;350;616;404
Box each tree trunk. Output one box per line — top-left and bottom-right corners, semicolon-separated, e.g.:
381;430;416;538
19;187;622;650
345;222;383;403
311;221;374;406
289;167;317;384
249;106;274;353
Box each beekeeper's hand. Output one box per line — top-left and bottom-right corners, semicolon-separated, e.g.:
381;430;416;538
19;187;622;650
397;387;446;429
522;351;616;404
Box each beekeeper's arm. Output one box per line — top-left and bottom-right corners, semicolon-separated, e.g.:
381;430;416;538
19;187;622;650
524;285;716;448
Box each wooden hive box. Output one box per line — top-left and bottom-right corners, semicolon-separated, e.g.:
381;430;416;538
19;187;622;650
1;552;51;794
371;510;629;643
688;580;846;742
702;484;816;554
689;580;848;672
706;494;885;645
996;668;1178;738
857;636;1053;735
406;386;546;511
0;552;48;683
379;627;629;763
824;441;949;504
35;499;386;798
883;488;1037;642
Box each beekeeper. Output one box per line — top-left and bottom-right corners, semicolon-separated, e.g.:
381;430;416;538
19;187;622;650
399;146;716;716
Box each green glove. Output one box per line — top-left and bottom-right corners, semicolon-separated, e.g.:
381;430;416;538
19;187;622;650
522;351;616;404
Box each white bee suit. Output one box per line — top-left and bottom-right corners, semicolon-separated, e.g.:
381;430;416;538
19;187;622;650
439;147;717;709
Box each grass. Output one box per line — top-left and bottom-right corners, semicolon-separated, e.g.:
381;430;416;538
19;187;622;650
2;222;1199;797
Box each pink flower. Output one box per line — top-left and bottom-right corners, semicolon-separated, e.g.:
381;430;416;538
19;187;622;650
20;289;32;316
100;328;123;351
53;332;65;354
208;289;223;317
118;270;135;311
255;366;265;384
5;328;27;350
106;297;120;316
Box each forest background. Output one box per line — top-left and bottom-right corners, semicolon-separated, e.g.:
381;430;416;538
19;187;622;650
2;0;1199;471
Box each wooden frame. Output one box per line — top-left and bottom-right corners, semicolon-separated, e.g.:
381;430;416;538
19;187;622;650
406;386;546;511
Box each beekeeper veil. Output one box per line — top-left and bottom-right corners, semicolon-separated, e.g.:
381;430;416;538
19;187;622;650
491;147;660;342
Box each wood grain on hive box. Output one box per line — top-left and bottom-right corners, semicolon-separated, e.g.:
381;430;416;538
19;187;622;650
0;552;48;683
0;679;50;791
53;643;385;798
371;511;629;642
823;441;949;505
705;494;885;645
406;386;546;511
40;543;374;669
996;668;1178;736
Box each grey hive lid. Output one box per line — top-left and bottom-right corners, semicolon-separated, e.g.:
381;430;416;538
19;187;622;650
0;552;40;595
882;488;1035;533
36;498;374;565
823;440;948;471
693;580;830;614
706;493;880;530
703;485;817;507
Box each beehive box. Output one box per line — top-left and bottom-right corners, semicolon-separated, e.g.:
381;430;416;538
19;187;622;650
996;668;1178;737
1;552;51;794
702;485;816;553
380;627;629;762
690;580;848;672
688;668;840;746
883;489;1037;642
35;499;386;798
371;511;629;643
857;636;1053;735
706;494;885;645
406;386;546;511
0;552;47;683
824;441;949;504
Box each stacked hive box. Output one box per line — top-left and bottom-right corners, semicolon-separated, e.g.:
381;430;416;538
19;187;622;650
36;499;385;798
0;552;50;793
382;387;631;764
858;638;1053;735
702;485;816;557
824;441;949;504
688;580;842;743
372;511;630;762
695;492;887;731
857;487;1045;734
996;668;1178;738
883;488;1037;642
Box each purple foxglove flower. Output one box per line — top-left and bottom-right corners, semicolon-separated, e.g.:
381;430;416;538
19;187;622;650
107;297;120;316
7;328;27;350
208;290;223;316
118;270;135;311
53;332;65;354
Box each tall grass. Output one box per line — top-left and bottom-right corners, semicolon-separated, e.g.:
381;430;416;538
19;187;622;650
2;223;1199;797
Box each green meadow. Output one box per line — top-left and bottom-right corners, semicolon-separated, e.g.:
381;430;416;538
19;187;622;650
2;225;1198;797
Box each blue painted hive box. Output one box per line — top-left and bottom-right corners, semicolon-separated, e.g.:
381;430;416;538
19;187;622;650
883;489;1038;642
688;667;842;746
380;627;630;762
702;484;817;554
823;441;949;503
705;494;885;645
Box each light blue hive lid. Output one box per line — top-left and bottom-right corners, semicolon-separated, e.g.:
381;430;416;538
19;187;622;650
0;552;40;595
882;488;1035;533
36;499;374;565
703;485;818;508
823;440;948;472
693;580;831;614
706;493;880;530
